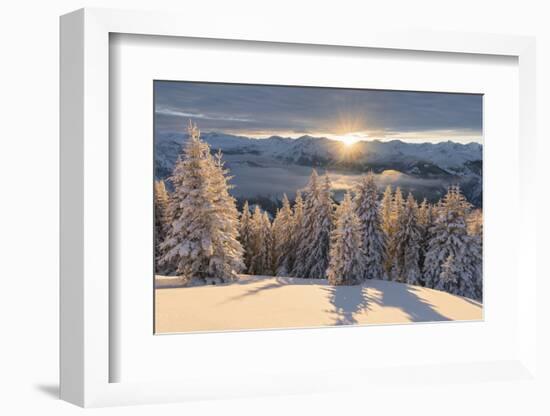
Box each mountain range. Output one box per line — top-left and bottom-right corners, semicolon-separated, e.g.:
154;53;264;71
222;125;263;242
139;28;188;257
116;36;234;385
155;132;483;208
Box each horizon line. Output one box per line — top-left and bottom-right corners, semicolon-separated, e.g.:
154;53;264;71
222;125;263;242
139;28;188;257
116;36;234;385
157;129;483;146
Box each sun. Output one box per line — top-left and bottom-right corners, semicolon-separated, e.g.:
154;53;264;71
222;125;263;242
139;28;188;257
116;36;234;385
340;133;362;146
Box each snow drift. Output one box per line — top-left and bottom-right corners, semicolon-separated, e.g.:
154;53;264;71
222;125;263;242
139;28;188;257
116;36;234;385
155;274;482;333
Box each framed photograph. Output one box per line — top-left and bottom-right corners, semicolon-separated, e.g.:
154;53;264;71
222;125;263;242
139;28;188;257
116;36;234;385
60;8;538;407
153;81;484;335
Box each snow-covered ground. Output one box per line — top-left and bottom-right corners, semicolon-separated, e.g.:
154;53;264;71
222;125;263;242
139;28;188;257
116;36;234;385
155;274;482;333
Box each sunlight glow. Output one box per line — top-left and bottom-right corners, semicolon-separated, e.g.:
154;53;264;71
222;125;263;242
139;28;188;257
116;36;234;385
209;128;482;145
340;133;364;146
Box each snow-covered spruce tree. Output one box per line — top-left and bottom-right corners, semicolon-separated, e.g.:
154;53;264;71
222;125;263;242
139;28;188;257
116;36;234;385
247;206;261;274
379;185;394;277
423;186;478;299
416;198;433;285
467;234;483;300
327;192;366;285
390;193;422;284
262;211;274;275
384;186;405;279
248;206;272;275
392;187;405;226
239;201;253;271
292;171;334;279
159;121;244;283
207;150;246;280
272;194;294;276
286;191;304;276
439;254;458;290
154;179;170;273
380;185;394;239
270;208;281;272
353;172;385;280
466;208;483;300
417;198;432;232
293;191;304;229
467;209;483;237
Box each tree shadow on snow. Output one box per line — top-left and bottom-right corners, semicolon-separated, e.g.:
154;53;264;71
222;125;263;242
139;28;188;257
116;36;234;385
323;280;450;325
217;278;289;304
218;276;325;305
233;275;322;286
375;282;450;322
322;285;371;325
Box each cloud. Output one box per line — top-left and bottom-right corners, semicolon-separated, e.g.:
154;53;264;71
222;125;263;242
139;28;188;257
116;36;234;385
155;106;252;122
154;81;483;143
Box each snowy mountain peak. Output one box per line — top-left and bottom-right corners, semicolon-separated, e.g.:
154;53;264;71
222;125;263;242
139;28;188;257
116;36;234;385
155;131;483;206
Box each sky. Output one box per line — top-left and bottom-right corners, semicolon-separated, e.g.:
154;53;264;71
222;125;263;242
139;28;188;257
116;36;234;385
154;81;483;144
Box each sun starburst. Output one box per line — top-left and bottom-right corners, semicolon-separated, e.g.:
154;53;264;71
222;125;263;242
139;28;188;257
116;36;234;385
340;133;363;146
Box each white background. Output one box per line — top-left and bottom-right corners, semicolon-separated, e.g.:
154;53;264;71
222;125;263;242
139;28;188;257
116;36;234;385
112;34;518;383
0;1;548;415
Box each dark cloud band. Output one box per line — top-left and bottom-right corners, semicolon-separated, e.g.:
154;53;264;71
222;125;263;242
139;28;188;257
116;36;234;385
154;81;482;142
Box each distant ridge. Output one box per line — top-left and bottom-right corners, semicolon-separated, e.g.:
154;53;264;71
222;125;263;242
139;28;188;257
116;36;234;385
155;131;482;207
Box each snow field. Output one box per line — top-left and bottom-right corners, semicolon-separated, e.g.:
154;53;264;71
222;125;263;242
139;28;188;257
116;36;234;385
155;274;482;333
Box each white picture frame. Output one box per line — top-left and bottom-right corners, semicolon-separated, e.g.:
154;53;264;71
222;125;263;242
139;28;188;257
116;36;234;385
60;7;538;407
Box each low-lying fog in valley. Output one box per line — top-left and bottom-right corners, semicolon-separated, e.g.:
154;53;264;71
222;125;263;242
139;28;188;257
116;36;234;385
155;131;482;215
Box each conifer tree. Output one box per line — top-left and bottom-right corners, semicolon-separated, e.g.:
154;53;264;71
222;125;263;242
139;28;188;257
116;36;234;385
239;201;253;270
439;254;458;289
327;193;366;285
207;151;246;280
467;235;483;300
154;179;170;272
262;211;274;275
391;193;422;284
286;191;304;276
293;191;304;229
467;209;483;237
392;187;405;226
272;194;294;276
416;198;433;284
423;186;478;298
159;121;244;283
353;172;385;280
466;208;483;300
417;198;432;232
380;185;394;239
248;206;272;275
385;186;405;278
292;171;334;278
